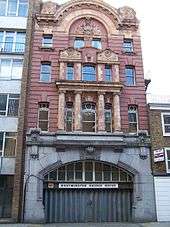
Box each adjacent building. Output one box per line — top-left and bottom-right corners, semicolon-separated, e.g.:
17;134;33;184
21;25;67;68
0;0;28;220
149;96;170;221
11;0;156;223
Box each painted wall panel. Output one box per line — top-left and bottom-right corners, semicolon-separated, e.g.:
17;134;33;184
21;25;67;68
0;81;21;94
0;17;27;29
0;118;18;131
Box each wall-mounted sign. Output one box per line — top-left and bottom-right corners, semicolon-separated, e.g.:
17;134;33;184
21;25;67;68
59;183;118;189
154;149;164;162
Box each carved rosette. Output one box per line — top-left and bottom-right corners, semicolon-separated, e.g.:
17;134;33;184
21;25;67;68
97;49;119;64
59;48;82;62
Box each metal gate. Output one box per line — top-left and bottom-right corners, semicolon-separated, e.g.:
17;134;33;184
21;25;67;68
44;188;133;223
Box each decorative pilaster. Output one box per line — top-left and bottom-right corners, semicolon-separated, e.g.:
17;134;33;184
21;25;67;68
113;93;121;131
58;91;65;131
114;64;120;82
75;63;81;80
74;92;82;131
98;92;105;132
98;64;103;81
59;62;65;80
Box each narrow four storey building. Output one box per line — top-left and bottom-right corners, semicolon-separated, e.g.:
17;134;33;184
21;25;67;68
23;0;156;223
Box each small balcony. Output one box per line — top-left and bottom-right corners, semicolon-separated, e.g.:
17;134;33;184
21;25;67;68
0;42;25;54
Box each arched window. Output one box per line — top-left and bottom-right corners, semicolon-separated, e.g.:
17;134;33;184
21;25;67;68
82;65;96;81
105;103;112;132
65;102;73;132
82;102;96;132
44;161;133;182
128;105;138;132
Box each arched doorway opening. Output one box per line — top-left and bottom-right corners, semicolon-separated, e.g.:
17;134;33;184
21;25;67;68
43;160;133;223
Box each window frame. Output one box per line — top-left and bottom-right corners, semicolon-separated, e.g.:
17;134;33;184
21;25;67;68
0;94;20;117
40;62;51;82
161;113;170;136
0;0;28;17
125;65;136;86
0;131;17;157
82;65;96;81
74;37;85;49
128;105;138;133
38;102;49;132
123;38;133;53
165;148;170;173
42;34;53;48
104;103;112;132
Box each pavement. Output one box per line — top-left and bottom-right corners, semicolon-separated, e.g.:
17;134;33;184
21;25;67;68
0;223;170;227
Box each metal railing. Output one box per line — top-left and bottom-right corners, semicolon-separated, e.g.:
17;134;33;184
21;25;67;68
0;42;25;53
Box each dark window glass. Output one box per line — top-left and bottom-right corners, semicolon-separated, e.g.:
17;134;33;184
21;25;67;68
65;102;73;132
49;170;57;180
42;35;53;48
92;38;102;49
82;103;96;132
105;65;112;81
128;106;138;132
7;94;20;116
4;31;14;52
18;0;28;16
7;0;17;16
40;62;51;82
112;166;119;181
82;65;96;81
105;103;112;132
38;102;49;131
0;94;7;115
164;115;170;133
125;66;135;86
74;37;84;48
123;39;133;53
0;132;4;153
66;63;74;80
85;162;93;181
0;0;6;16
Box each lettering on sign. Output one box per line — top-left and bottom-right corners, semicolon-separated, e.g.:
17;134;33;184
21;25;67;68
59;183;118;189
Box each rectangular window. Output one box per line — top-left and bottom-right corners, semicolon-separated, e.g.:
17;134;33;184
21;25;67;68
0;0;28;16
105;64;112;81
40;62;51;82
7;0;17;16
162;113;170;136
65;102;73;132
42;35;53;48
4;31;14;52
18;0;28;16
0;0;6;16
15;32;25;52
123;39;133;53
165;148;170;172
0;58;23;80
74;37;84;48
92;38;102;49
0;94;19;116
66;63;74;80
105;104;112;132
125;66;135;86
0;132;16;157
128;106;138;133
38;102;49;131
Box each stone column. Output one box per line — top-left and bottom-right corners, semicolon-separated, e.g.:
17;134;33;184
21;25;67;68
98;64;103;81
114;64;120;83
98;92;105;132
74;91;82;131
59;62;65;80
58;90;65;131
113;93;121;131
75;63;81;80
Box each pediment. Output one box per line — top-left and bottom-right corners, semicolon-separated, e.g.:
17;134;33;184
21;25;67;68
59;47;82;62
97;49;119;63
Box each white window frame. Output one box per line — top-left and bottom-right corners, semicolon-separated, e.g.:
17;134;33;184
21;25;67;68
0;93;20;117
0;0;28;17
0;57;23;80
161;112;170;136
165;148;170;173
0;131;17;157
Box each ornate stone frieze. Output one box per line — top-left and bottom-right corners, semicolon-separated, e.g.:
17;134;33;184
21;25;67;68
97;49;119;64
80;146;101;160
41;2;59;15
59;47;82;62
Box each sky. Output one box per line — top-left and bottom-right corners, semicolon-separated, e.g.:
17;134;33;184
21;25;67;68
48;0;170;96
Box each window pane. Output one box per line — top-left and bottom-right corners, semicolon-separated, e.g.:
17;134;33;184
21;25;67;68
58;167;65;180
74;38;84;48
42;35;52;48
7;98;19;116
128;112;137;123
123;39;133;52
0;59;11;79
112;167;119;181
49;170;57;180
4;135;16;157
0;132;4;151
164;115;170;124
165;126;170;133
82;121;95;132
0;31;3;50
7;0;17;16
39;110;48;120
0;0;6;16
39;121;48;131
83;65;96;81
120;171;128;181
15;32;25;52
105;65;111;81
4;32;14;52
85;172;93;181
66;64;74;80
18;0;28;16
11;59;23;79
125;66;135;86
0;94;7;115
166;150;170;159
40;63;51;82
92;38;102;49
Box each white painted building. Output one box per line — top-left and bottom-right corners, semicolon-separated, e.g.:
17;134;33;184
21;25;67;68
0;0;28;219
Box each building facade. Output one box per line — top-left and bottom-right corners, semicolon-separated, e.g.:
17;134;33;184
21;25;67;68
149;96;170;221
0;0;29;220
22;0;156;223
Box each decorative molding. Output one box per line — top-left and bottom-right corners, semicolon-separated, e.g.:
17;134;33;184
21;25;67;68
41;2;58;15
80;147;101;160
59;47;82;62
97;49;119;64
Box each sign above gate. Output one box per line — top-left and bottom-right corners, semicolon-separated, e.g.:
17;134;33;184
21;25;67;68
59;183;119;189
